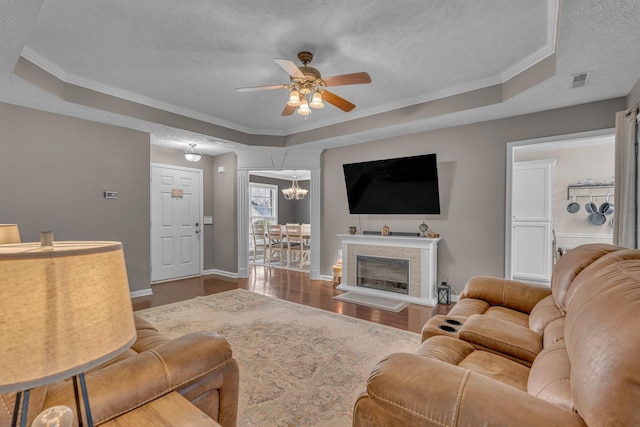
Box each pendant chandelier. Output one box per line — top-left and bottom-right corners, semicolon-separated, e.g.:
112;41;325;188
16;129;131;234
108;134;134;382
184;143;202;162
282;174;308;200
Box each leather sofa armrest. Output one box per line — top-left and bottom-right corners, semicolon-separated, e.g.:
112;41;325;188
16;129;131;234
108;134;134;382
42;331;238;426
457;315;542;364
353;353;586;427
461;276;551;314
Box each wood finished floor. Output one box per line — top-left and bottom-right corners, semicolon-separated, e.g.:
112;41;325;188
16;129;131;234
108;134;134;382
132;264;452;334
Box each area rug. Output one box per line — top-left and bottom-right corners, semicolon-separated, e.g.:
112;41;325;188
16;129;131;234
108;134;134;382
136;289;420;427
332;291;410;312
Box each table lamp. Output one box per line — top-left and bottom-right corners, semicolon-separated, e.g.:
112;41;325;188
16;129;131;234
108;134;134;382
0;224;21;244
0;240;137;427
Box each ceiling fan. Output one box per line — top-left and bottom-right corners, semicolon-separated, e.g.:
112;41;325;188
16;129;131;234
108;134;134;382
236;51;371;117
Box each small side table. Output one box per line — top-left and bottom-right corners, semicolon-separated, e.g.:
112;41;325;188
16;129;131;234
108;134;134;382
332;264;342;287
101;391;221;427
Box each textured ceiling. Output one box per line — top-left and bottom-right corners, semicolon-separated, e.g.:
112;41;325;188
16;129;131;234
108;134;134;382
1;0;639;155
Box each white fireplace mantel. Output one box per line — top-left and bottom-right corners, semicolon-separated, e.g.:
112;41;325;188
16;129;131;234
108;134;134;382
337;234;441;306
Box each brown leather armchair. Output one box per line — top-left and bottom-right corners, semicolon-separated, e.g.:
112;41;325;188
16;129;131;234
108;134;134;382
0;316;239;427
355;246;640;426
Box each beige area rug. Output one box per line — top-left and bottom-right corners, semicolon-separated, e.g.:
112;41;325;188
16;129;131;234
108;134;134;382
332;291;411;313
136;289;420;427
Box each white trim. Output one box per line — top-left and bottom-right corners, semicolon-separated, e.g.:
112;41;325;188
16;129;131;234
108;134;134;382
150;163;204;279
554;233;613;240
202;268;239;279
236;148;322;280
130;289;153;298
505;128;616;279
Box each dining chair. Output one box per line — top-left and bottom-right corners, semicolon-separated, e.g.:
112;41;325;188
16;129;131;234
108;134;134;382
251;223;268;263
267;224;286;264
285;224;310;268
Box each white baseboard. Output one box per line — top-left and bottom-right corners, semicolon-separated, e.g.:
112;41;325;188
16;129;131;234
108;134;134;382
203;268;238;279
130;288;153;298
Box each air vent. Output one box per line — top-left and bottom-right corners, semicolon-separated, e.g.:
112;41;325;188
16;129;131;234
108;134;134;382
571;72;591;89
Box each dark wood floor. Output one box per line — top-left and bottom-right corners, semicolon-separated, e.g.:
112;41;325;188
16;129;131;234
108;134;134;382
132;264;452;334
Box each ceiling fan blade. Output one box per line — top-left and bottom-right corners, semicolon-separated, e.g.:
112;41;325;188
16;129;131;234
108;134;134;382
274;58;305;79
281;104;297;116
236;84;287;92
322;90;356;112
323;72;371;87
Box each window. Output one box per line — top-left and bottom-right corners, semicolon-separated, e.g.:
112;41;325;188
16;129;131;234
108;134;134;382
249;183;278;226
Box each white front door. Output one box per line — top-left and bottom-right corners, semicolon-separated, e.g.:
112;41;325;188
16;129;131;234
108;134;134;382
151;164;202;282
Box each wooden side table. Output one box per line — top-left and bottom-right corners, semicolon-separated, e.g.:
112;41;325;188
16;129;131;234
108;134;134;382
101;391;221;427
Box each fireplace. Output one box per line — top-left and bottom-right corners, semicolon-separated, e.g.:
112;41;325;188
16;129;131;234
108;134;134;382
356;255;409;294
337;234;441;306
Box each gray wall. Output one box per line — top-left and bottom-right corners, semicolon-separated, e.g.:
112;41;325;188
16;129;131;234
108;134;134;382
249;175;311;224
150;145;216;270
0;102;150;292
321;98;625;294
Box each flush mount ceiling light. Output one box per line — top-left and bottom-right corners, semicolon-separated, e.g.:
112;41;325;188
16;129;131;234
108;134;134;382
281;174;308;200
237;51;371;117
184;143;202;162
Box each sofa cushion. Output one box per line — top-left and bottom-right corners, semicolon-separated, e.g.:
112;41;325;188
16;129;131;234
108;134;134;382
527;340;573;411
483;306;529;327
417;336;530;391
458;315;542;365
542;317;565;347
458;350;530;391
529;294;563;335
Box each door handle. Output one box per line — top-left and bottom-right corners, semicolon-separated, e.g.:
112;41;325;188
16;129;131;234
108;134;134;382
195;222;200;234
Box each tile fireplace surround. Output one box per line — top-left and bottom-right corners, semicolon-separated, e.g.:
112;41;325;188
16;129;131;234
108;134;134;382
337;234;441;306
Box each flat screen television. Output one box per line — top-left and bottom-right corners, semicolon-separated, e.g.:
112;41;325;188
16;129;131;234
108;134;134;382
343;154;441;214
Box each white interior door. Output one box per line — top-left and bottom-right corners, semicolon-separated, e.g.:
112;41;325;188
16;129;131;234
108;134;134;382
151;164;202;282
509;159;555;284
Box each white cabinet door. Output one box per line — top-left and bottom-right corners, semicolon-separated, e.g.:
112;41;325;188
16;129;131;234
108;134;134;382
512;160;553;221
509;159;555;284
511;222;551;282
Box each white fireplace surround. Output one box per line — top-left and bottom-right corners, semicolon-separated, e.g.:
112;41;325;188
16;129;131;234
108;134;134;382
337;234;441;306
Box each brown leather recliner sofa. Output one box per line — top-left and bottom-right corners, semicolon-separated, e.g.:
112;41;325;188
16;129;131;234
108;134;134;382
0;316;239;426
353;245;640;426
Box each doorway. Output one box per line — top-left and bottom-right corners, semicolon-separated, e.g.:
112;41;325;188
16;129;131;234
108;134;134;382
151;163;203;282
248;170;311;271
506;129;615;283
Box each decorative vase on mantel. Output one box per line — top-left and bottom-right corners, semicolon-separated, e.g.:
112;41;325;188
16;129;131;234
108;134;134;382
419;222;429;237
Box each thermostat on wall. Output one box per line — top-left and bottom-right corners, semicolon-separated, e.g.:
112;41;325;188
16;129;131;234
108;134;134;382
104;191;118;199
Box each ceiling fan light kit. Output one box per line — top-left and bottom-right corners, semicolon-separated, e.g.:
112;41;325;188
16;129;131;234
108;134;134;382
237;51;371;118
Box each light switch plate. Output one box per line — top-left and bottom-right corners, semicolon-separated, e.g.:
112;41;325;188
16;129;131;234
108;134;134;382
104;191;118;199
204;216;213;225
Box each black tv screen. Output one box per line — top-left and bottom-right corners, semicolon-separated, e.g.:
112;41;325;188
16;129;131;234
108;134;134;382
343;154;441;214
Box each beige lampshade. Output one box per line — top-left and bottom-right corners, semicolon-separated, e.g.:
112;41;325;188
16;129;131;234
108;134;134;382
0;241;137;393
0;224;21;244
